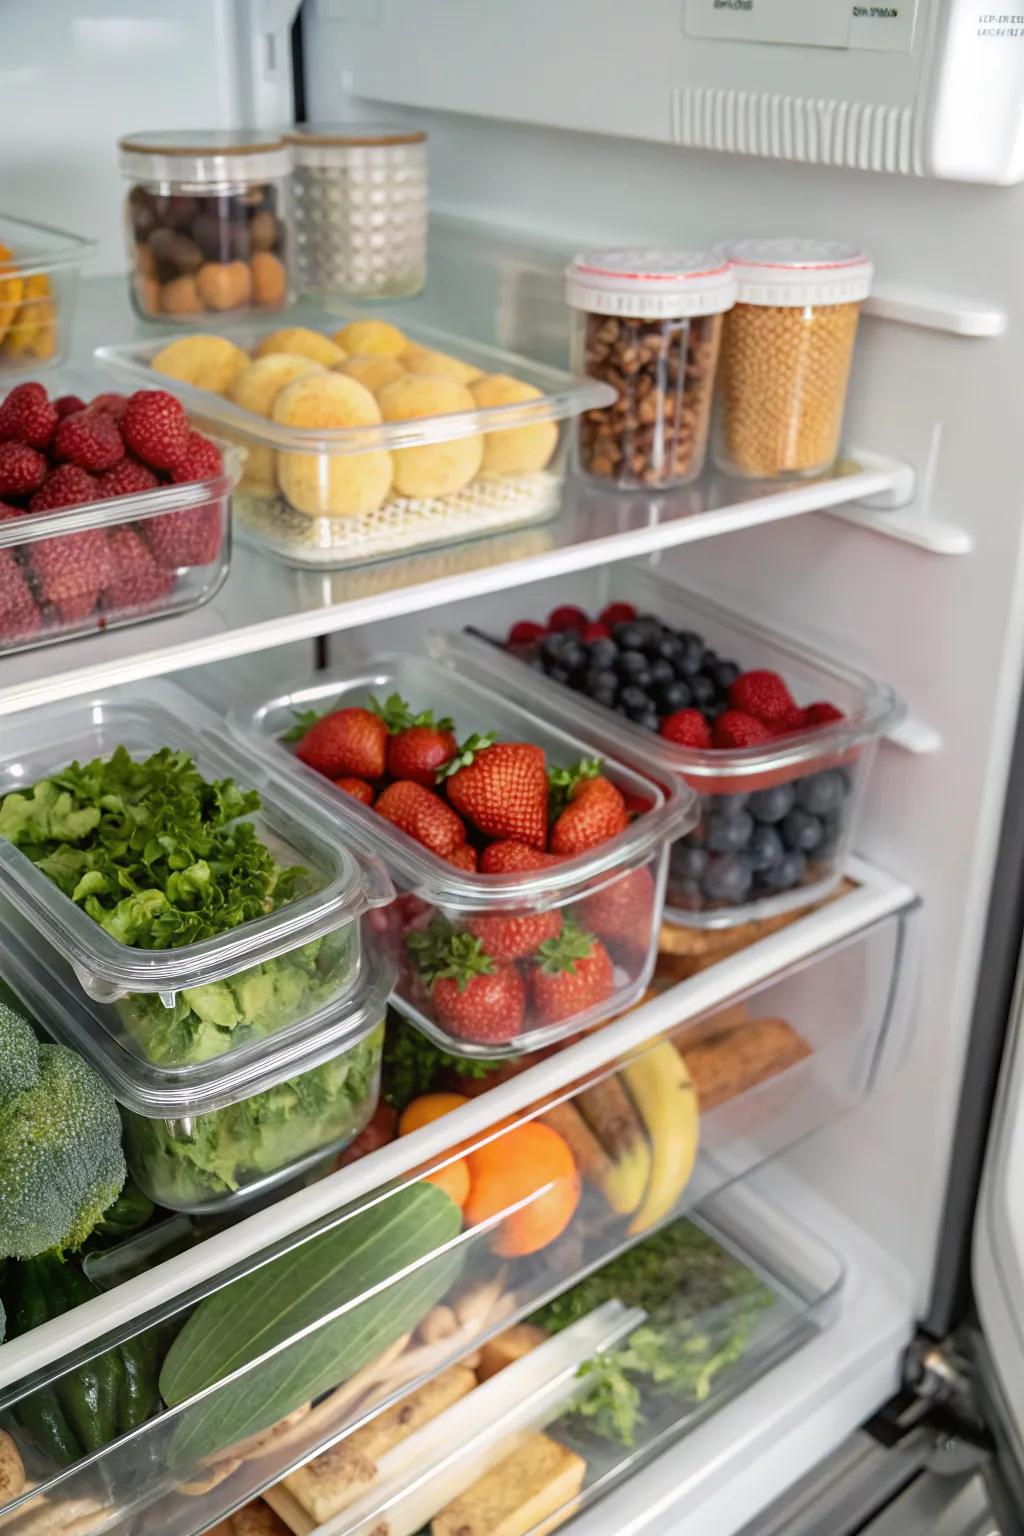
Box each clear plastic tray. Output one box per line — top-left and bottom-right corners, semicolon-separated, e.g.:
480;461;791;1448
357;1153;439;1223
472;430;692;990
0;681;393;1070
0;430;240;655
0;213;95;377
228;653;697;1057
452;564;903;928
0;924;393;1212
94;310;615;571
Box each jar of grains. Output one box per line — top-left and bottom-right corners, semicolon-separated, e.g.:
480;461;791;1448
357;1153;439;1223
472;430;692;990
566;248;736;490
715;238;873;480
286;124;428;301
119;130;292;321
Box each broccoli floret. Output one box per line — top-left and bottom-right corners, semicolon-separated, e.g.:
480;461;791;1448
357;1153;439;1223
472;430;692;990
0;999;126;1260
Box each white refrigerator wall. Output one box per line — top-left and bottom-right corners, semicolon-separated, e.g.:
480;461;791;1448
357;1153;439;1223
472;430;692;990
305;6;1024;1315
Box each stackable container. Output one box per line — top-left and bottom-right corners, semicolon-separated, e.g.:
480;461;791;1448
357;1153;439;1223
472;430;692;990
96;315;614;569
566;247;736;490
714;239;873;480
0;919;393;1211
0;682;394;1075
449;565;903;928
229;654;697;1057
119;130;293;322
0;435;240;655
286;124;428;301
0;213;95;376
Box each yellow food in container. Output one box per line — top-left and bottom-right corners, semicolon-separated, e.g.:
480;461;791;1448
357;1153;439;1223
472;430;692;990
377;374;483;498
272;371;393;517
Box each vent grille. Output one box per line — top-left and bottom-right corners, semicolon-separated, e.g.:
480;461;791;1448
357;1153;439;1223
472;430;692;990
674;88;918;175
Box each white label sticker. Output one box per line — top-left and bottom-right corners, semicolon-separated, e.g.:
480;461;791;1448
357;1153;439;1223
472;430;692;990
684;0;918;50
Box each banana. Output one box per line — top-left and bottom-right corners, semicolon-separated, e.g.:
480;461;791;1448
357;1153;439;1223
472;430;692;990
576;1076;652;1216
621;1040;700;1236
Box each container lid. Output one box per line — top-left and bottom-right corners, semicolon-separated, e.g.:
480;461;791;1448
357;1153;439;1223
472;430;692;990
286;123;427;164
565;248;737;319
0;921;394;1118
722;239;873;307
119;129;290;184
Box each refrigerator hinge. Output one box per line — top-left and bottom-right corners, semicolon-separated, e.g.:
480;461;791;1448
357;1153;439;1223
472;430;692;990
866;1334;995;1471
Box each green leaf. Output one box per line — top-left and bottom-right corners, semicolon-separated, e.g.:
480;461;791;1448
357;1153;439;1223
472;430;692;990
547;757;602;820
435;732;496;781
280;706;331;744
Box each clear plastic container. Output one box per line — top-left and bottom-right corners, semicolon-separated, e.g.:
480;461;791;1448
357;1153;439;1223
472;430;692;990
0;214;95;375
286;124;428;302
94;314;615;569
452;564;903;928
714;239;873;480
0;432;240;655
0;681;394;1069
566;248;735;491
0;920;393;1211
119;130;292;322
228;654;697;1057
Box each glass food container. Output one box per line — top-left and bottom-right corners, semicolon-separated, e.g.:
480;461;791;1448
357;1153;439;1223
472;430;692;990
714;238;873;480
565;247;736;491
119;130;292;322
286;124;428;302
0;213;95;376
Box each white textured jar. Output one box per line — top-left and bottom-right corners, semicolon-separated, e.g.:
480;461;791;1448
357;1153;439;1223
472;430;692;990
286;124;428;301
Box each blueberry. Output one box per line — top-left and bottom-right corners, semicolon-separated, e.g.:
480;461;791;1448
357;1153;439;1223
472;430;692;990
712;793;749;818
759;849;807;891
584;667;618;697
795;769;846;815
593;687;619;710
816;811;844;859
541;632;568;663
620;685;652;713
671;843;708;880
671;881;705;912
548;665;572;685
559;639;587;674
658;680;692;713
711;660;741;691
682;822;707;848
638;711;661;731
588;637;618;669
673;637;705;677
748;824;784;872
749;783;796;823
613;621;646;650
648;658;675;688
654;634;683;662
702;853;753;903
781;809;825;853
707;808;754;852
616;649;649;679
690;676;716;709
701;648;719;670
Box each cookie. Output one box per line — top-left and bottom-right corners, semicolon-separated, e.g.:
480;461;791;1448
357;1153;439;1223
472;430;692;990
377;374;483;498
470;373;558;475
151;333;250;395
230;353;325;496
272;371;392;518
336;354;406;395
256;326;345;368
404;347;483;385
331;318;407;359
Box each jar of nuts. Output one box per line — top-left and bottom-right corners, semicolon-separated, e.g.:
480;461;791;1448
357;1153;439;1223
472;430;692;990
714;239;873;480
565;248;735;491
286;125;428;302
119;129;292;322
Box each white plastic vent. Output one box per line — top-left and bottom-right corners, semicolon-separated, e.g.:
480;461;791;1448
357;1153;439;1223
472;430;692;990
674;88;918;175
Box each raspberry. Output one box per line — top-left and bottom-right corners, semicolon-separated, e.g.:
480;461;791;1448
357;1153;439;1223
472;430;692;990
507;620;545;645
0;383;58;449
0;549;41;644
712;709;775;748
547;605;588;632
168;430;223;484
773;708;810;735
659;708;712;749
804;701;845;727
599;601;636;626
121;390;190;470
0;442;47;496
30;528;113;622
54;395;87;419
95;459;160;500
55;409;125;472
728;669;797;727
581;620;611;642
103;526;174;611
89;392;129;423
29;464;99;512
0;502;25;523
145;506;223;569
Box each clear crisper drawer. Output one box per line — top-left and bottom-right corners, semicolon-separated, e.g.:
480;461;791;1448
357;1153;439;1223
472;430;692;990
228;652;695;1058
0;680;392;1071
0;902;910;1536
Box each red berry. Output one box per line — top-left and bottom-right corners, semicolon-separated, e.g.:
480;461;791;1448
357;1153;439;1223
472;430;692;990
507;620;545;645
0;442;47;496
54;395;87;419
728;670;797;727
479;840;565;874
169;430;223;485
659;708;712;749
29;464;99;512
89;392;129;423
55;409;125;472
333;777;375;806
712;710;775;749
103;525;174;611
804;701;845;727
547;605;588;632
95;459;160;500
444;843;479;872
581;620;610;642
29;528;113;622
121;390;190;470
296;706;388;780
0;549;41;645
599;601;636;626
0;383;57;449
0;502;25;523
773;708;810;735
376;780;468;858
145;507;223;569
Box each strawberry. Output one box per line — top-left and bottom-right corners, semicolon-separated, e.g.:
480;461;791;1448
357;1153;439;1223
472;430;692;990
659;708;712;749
334;776;376;806
577;866;655;967
0;383;57;449
581;620;610;642
54;408;125;472
507;620;545;645
712;709;774;748
408;923;526;1044
295;706;388;779
375;780;467;857
599;601;636;626
103;526;174;610
549;761;628;855
29;464;99;512
531;923;615;1024
728;669;797;727
95;459;160;500
30;529;113;622
804;701;845;727
169;430;223;484
0;442;47;496
467;907;563;962
54;394;87;419
547;605;588;632
121;390;190;470
444;843;479;872
480;840;565;874
144;505;223;569
0;550;41;644
442;737;548;850
369;693;457;787
773;708;811;735
89;392;129;423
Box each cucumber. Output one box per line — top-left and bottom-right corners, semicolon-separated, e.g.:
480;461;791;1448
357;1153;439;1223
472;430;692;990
160;1182;463;1467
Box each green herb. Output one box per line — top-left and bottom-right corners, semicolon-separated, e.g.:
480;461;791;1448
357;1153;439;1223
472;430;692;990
382;1013;501;1112
532;1221;774;1447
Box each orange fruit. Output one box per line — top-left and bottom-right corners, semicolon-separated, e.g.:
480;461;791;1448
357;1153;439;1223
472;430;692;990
464;1122;580;1257
399;1092;472;1209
